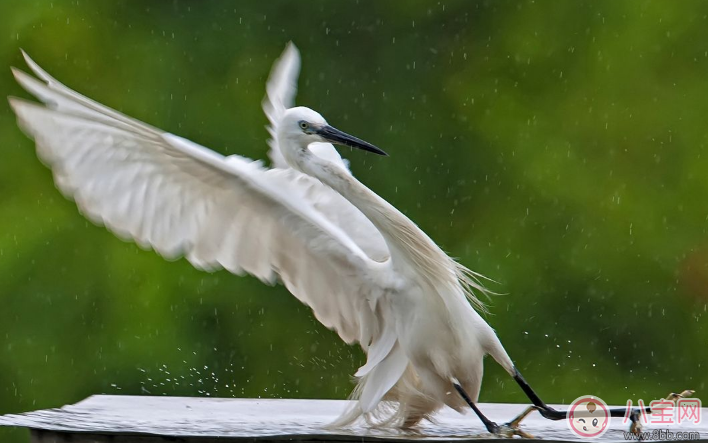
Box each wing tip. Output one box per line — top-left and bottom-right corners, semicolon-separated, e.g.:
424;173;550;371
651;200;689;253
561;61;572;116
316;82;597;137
266;42;301;97
10;65;40;91
283;41;300;60
19;48;54;83
7;95;29;113
7;96;44;140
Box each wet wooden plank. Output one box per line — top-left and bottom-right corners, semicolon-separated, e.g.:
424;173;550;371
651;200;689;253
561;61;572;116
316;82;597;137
0;395;705;442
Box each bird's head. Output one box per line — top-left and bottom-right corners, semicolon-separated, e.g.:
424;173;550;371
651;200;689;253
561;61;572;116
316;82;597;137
277;107;387;167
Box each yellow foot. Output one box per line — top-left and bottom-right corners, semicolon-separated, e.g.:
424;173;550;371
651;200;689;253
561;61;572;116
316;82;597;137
492;406;537;438
664;390;695;403
630;418;643;436
631;389;696;435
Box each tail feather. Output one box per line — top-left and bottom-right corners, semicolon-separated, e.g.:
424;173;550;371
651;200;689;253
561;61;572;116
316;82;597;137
331;354;447;429
359;342;408;413
330;342;408;427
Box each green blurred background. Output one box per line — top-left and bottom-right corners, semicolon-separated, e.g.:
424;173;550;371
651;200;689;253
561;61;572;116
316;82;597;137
1;0;707;441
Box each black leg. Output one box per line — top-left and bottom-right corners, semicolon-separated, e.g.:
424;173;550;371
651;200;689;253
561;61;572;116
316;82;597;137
453;382;500;433
513;367;650;420
454;382;536;438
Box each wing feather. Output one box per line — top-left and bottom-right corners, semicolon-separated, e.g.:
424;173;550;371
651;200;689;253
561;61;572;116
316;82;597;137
11;50;408;413
10;59;384;346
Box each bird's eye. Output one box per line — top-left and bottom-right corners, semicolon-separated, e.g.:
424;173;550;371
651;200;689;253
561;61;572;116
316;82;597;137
299;121;309;130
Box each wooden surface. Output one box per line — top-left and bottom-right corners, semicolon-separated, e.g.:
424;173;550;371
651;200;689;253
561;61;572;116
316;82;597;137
0;395;706;442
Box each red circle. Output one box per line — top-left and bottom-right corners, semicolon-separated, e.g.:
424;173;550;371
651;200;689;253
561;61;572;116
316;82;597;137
567;396;610;438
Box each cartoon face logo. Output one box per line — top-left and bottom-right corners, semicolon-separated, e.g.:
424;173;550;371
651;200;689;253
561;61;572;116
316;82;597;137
567;396;610;438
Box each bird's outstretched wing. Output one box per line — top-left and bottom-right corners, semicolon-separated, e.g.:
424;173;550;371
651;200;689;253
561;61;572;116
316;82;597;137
262;43;389;262
9;51;387;347
263;43;350;170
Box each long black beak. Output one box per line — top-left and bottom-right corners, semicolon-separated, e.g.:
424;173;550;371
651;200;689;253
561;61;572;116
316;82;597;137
316;125;388;156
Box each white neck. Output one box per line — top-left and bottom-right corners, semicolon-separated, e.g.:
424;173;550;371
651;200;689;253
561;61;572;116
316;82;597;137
291;144;453;282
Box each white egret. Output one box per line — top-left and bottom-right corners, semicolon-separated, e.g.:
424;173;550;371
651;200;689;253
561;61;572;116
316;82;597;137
9;44;654;436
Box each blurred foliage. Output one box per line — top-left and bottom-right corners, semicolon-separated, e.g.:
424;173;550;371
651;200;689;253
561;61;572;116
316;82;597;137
1;0;708;441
